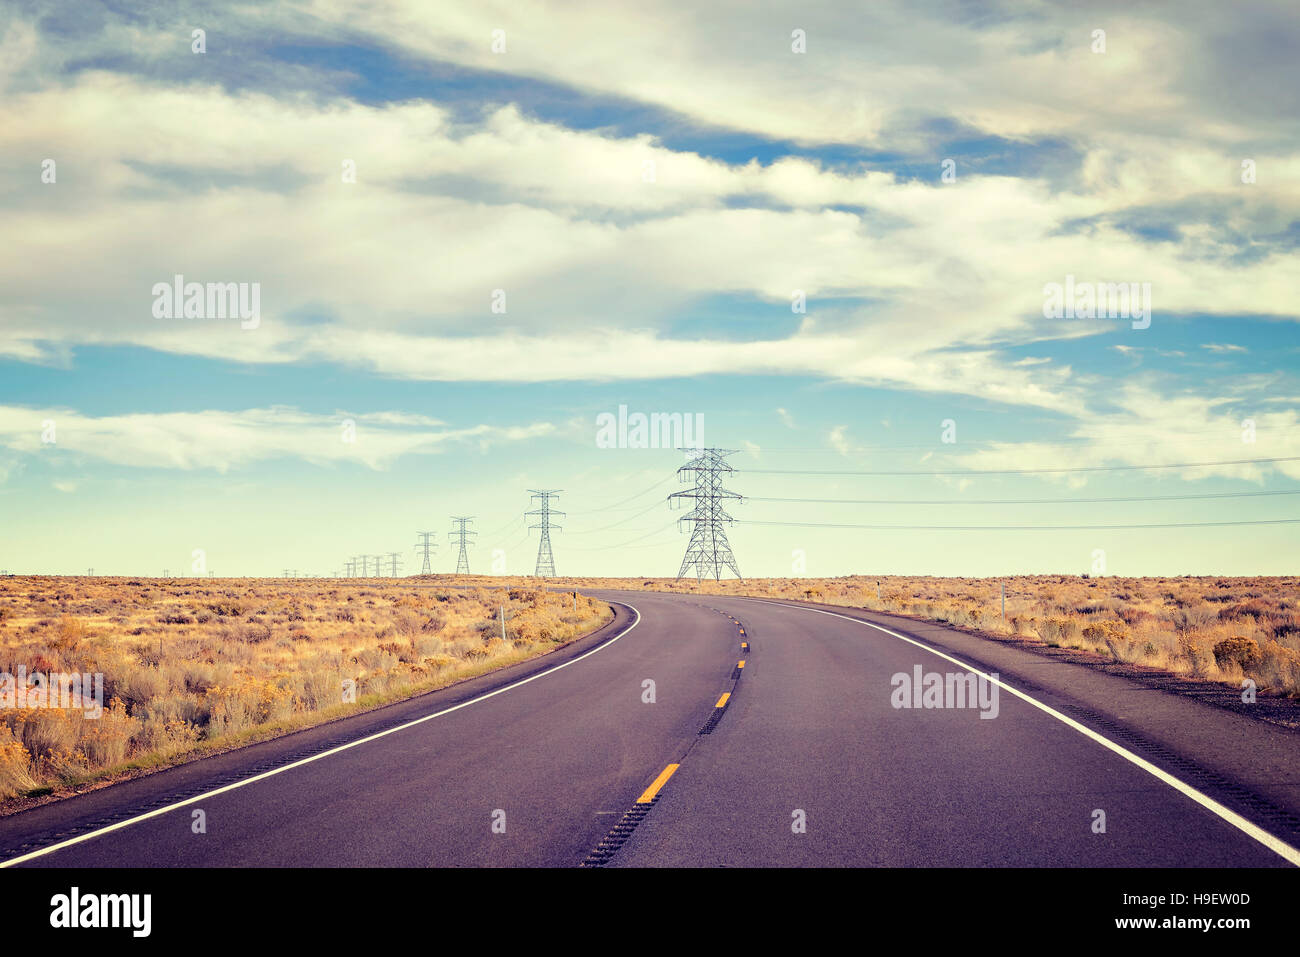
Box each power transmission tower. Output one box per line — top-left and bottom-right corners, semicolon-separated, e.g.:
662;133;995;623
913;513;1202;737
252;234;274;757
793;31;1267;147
414;532;437;575
526;491;564;578
371;554;385;578
386;552;403;577
669;448;743;581
449;517;476;575
358;555;370;577
344;559;356;577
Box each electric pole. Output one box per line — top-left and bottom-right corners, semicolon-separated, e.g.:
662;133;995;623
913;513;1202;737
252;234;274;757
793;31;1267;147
358;555;370;577
386;552;403;577
668;448;743;581
371;554;385;578
526;491;564;578
449;517;476;575
414;532;437;575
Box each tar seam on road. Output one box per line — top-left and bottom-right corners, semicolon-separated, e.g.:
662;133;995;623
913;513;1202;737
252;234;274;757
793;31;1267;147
0;601;644;869
734;597;1300;868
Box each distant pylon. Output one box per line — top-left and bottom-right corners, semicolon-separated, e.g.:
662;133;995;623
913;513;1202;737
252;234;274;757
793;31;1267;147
371;554;385;578
414;532;437;575
449;517;476;575
669;448;743;581
526;490;564;578
358;555;370;577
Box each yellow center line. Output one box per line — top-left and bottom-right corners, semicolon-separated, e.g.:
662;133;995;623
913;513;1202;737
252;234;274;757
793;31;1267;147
636;763;680;804
715;692;731;708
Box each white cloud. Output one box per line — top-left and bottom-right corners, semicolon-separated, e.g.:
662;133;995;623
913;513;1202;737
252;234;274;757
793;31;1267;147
951;386;1300;483
0;405;554;472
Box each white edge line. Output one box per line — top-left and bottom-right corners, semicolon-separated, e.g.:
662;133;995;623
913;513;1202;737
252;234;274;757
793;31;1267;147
0;601;642;868
734;596;1300;868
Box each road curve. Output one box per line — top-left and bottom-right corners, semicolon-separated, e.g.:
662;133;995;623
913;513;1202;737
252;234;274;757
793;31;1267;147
0;591;1296;867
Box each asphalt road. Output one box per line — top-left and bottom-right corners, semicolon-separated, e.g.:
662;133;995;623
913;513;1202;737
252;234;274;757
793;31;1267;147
1;591;1297;867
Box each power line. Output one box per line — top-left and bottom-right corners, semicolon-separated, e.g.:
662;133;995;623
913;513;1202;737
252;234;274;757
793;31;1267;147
577;473;676;513
740;455;1300;477
740;518;1300;531
747;489;1300;506
567;498;665;534
477;514;525;539
567;517;682;551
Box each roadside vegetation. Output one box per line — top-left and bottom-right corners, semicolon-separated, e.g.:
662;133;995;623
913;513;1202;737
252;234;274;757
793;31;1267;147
541;574;1300;700
0;577;610;802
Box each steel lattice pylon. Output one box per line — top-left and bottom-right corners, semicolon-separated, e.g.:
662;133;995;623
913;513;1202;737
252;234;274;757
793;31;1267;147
449;517;475;575
526;490;564;577
669;448;743;581
413;532;437;575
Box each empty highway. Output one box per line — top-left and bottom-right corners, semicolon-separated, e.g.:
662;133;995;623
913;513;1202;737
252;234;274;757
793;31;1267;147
1;591;1297;868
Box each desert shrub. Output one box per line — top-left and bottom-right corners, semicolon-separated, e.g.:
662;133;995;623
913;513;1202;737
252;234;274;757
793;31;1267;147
0;724;37;798
50;616;89;650
294;669;344;712
77;699;137;768
136;713;201;755
114;666;169;708
10;708;79;760
1213;635;1262;670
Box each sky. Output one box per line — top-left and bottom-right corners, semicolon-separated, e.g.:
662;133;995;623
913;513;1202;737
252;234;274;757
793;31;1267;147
0;0;1298;578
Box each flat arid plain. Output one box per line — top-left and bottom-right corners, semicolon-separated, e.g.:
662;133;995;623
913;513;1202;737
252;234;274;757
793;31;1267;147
0;576;610;804
2;572;1297;811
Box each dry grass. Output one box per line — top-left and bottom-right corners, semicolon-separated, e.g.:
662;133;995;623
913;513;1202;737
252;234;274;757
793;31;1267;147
0;577;611;801
523;574;1300;700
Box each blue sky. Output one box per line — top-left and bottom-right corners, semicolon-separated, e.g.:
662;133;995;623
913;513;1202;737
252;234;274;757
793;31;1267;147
1;0;1298;577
